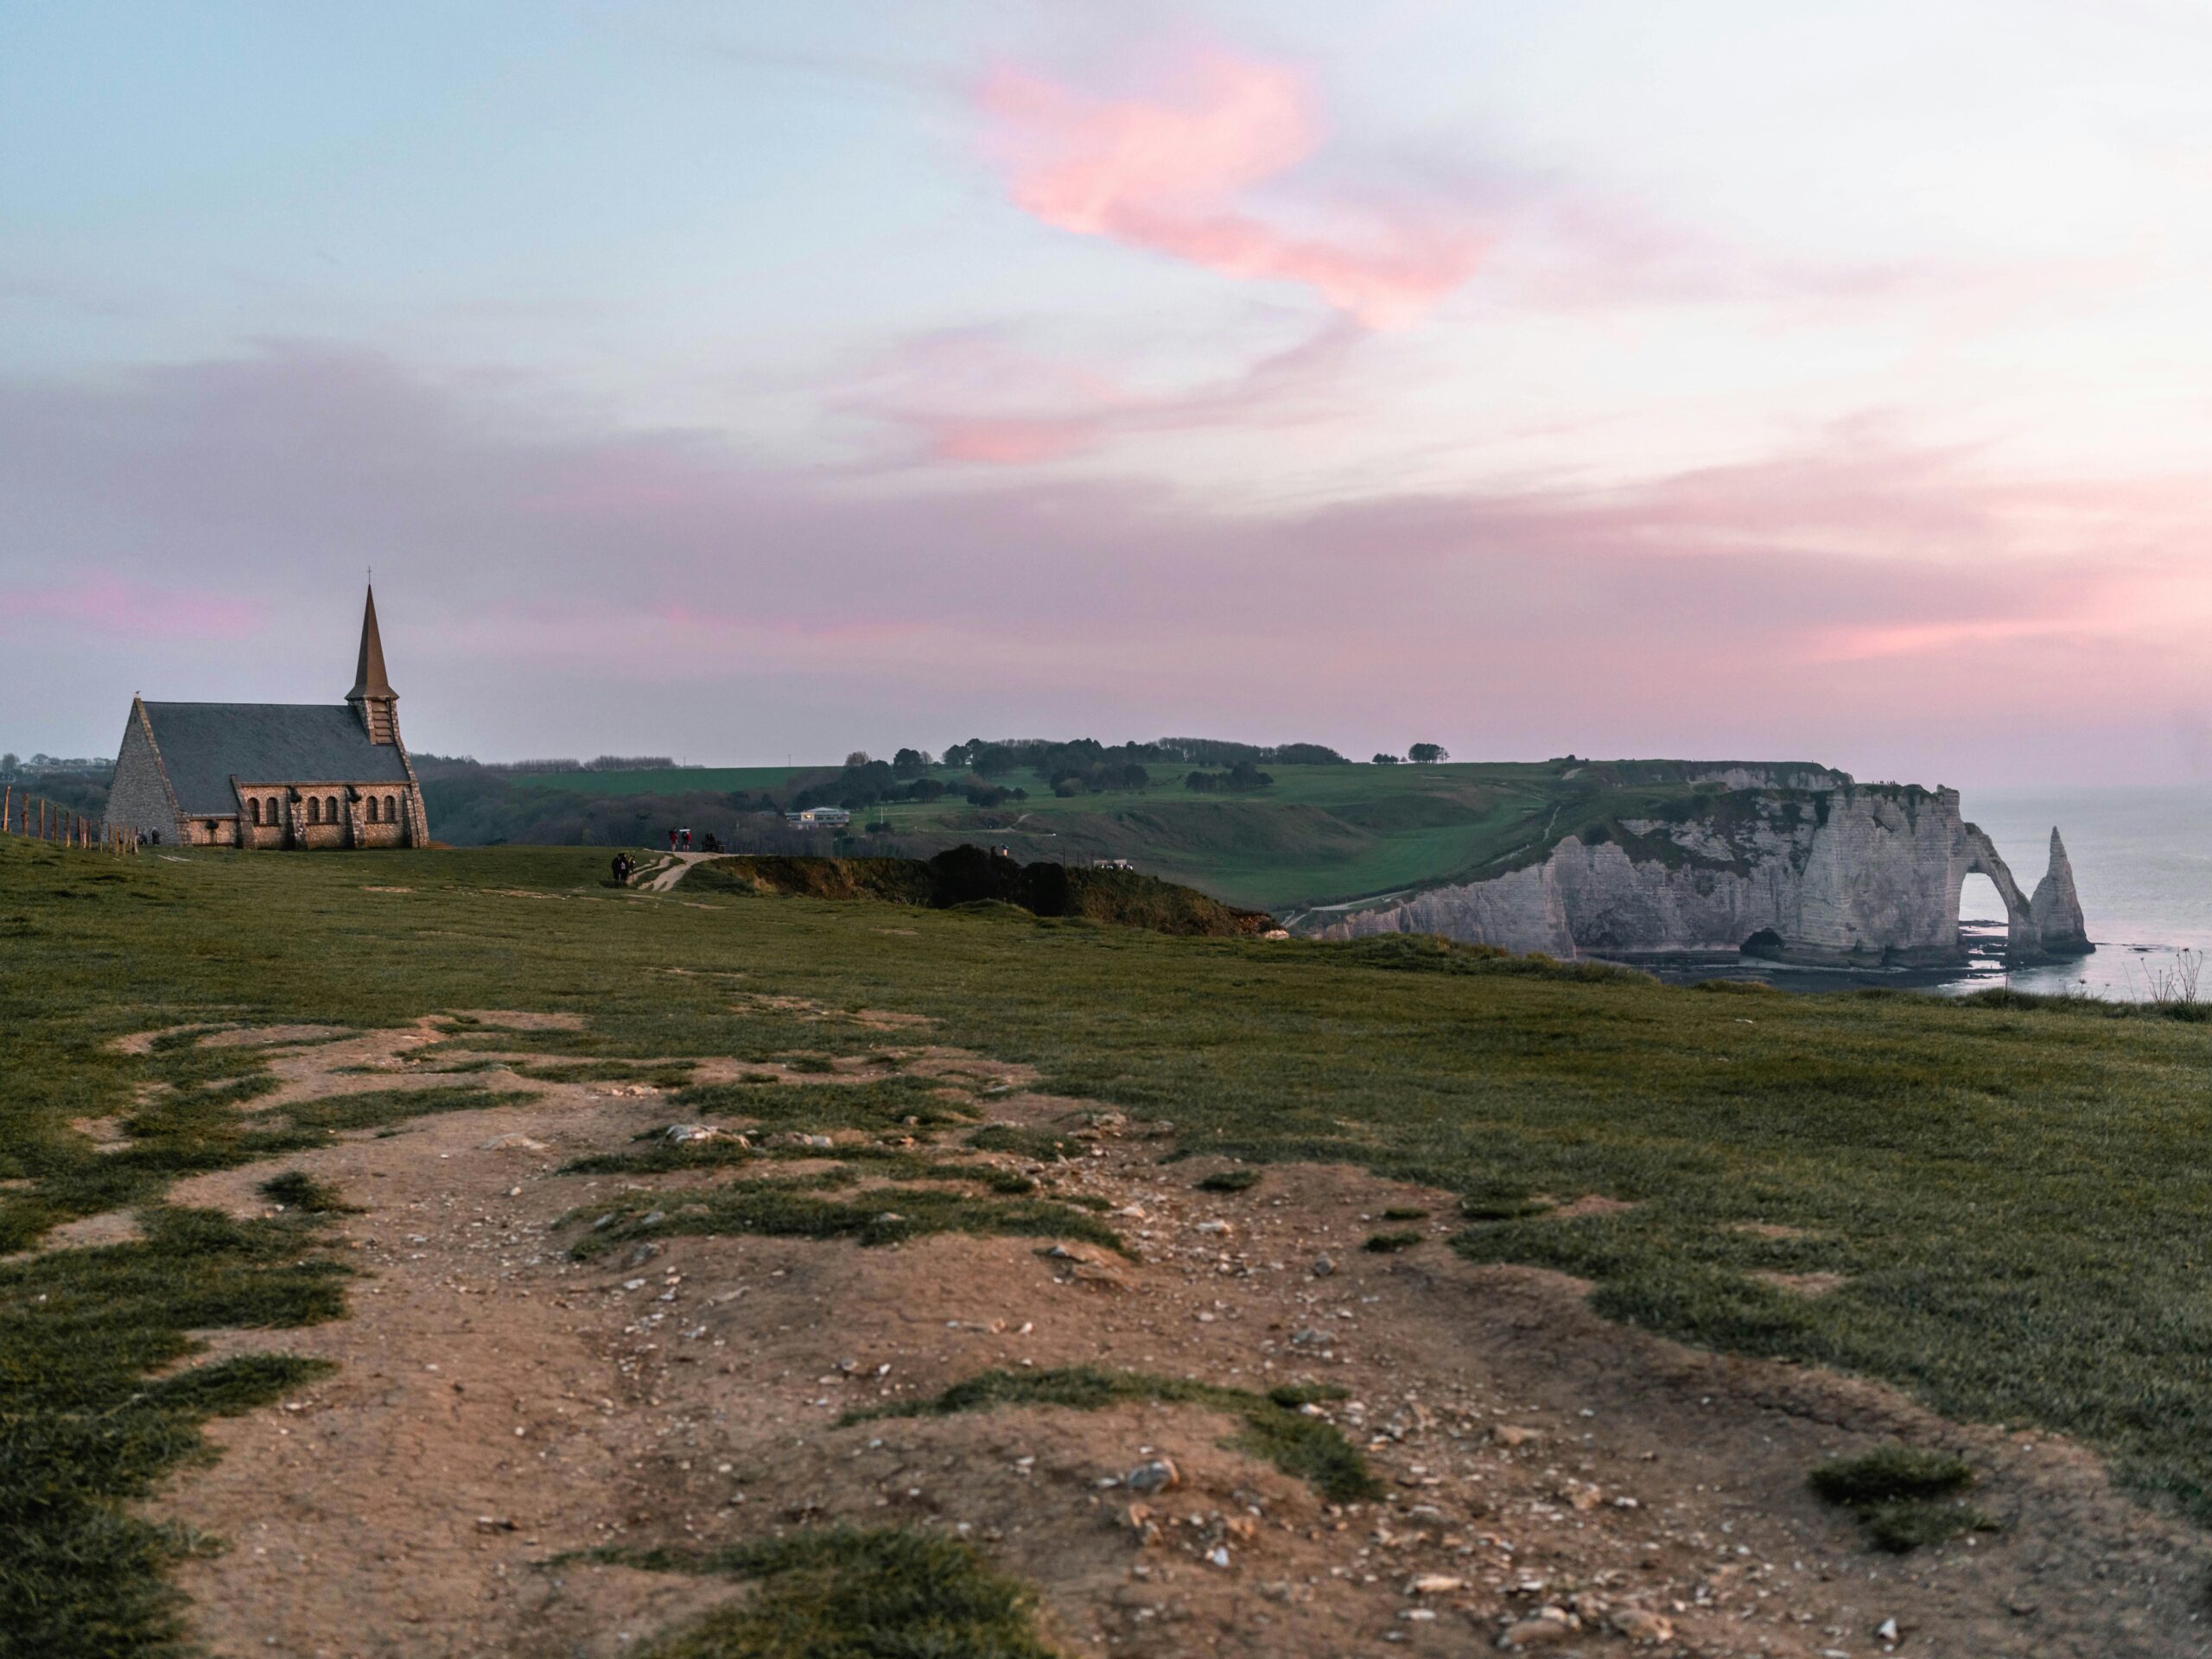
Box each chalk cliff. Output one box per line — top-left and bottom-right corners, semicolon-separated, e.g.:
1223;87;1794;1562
2028;829;2092;956
1310;782;2092;967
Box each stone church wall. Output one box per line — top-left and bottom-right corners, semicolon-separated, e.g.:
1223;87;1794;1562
106;711;181;842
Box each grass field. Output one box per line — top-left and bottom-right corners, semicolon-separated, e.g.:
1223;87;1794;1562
7;834;2212;1649
855;760;1567;913
504;765;823;798
524;756;1821;914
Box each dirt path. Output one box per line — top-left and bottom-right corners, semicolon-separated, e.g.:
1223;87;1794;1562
121;1019;2212;1659
633;852;715;892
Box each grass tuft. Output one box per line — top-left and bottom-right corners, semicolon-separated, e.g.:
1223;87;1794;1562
1196;1168;1261;1192
843;1364;1382;1503
671;1077;976;1136
1363;1230;1423;1253
280;1086;539;1134
569;1184;1121;1259
1809;1446;1990;1554
256;1171;361;1214
1808;1445;1975;1506
601;1526;1058;1659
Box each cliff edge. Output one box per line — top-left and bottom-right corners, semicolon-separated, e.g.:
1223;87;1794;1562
1306;776;2092;968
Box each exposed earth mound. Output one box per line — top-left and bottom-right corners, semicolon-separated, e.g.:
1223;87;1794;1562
688;847;1277;938
92;1014;2212;1659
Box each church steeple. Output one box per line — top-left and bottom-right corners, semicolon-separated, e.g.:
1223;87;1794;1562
346;584;398;744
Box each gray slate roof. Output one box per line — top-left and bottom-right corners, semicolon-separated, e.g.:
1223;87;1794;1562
141;702;410;814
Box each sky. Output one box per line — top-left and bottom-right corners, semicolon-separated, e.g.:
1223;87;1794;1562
6;0;2212;787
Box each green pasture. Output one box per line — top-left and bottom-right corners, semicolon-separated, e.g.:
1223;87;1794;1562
507;764;822;797
461;757;1859;917
853;760;1818;914
7;836;2212;1651
788;760;1564;913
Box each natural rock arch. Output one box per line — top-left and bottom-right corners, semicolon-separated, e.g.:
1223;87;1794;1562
1951;824;2091;961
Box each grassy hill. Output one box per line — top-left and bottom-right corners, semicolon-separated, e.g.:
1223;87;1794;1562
4;835;2212;1649
435;756;1850;916
9;835;2212;1651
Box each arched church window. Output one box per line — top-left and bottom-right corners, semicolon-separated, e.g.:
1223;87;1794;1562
248;800;260;826
365;796;378;823
385;794;397;821
326;795;338;820
308;798;320;825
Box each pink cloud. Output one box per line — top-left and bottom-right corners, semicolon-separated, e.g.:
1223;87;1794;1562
12;346;2212;783
0;577;260;642
978;54;1484;327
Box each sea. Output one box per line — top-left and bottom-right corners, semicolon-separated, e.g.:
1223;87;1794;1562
1637;786;2212;1002
1939;785;2212;1002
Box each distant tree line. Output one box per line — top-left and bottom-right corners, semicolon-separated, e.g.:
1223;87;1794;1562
1183;760;1274;793
939;736;1344;785
407;734;1392;847
415;753;683;776
0;753;110;781
789;758;1032;813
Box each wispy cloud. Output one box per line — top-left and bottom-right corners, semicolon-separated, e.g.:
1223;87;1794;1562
6;345;2209;780
977;51;1485;327
847;319;1363;467
0;577;261;642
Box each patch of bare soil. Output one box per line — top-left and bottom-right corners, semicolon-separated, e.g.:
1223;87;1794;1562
729;991;937;1031
1;1206;143;1262
108;1023;228;1055
200;1024;354;1049
140;1028;2212;1659
70;1115;132;1152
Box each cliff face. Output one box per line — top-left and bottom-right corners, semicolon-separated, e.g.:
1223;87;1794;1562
2028;829;2092;955
1311;784;2093;967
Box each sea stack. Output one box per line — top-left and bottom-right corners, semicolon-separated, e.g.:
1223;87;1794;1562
2029;827;2094;957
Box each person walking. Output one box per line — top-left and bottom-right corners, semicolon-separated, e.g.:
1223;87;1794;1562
668;828;677;853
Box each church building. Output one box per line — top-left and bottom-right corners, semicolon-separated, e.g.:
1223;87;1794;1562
107;586;431;849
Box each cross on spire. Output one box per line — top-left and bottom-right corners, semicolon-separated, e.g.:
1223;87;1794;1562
349;582;394;702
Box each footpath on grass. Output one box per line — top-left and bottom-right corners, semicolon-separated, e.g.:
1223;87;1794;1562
36;1007;2205;1659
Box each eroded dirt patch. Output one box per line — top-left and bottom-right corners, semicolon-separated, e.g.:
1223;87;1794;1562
200;1024;354;1049
126;1020;2212;1659
448;1010;588;1032
1;1205;143;1261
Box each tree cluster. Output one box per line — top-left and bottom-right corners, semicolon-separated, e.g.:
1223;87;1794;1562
413;753;680;776
792;759;1027;813
1183;760;1274;794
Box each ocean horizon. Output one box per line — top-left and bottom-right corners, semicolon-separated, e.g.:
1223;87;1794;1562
1927;784;2209;1001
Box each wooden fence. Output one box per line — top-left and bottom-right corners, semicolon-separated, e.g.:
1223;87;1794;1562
0;785;140;855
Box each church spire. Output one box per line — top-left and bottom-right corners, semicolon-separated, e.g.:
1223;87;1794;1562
349;583;394;702
347;583;398;744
